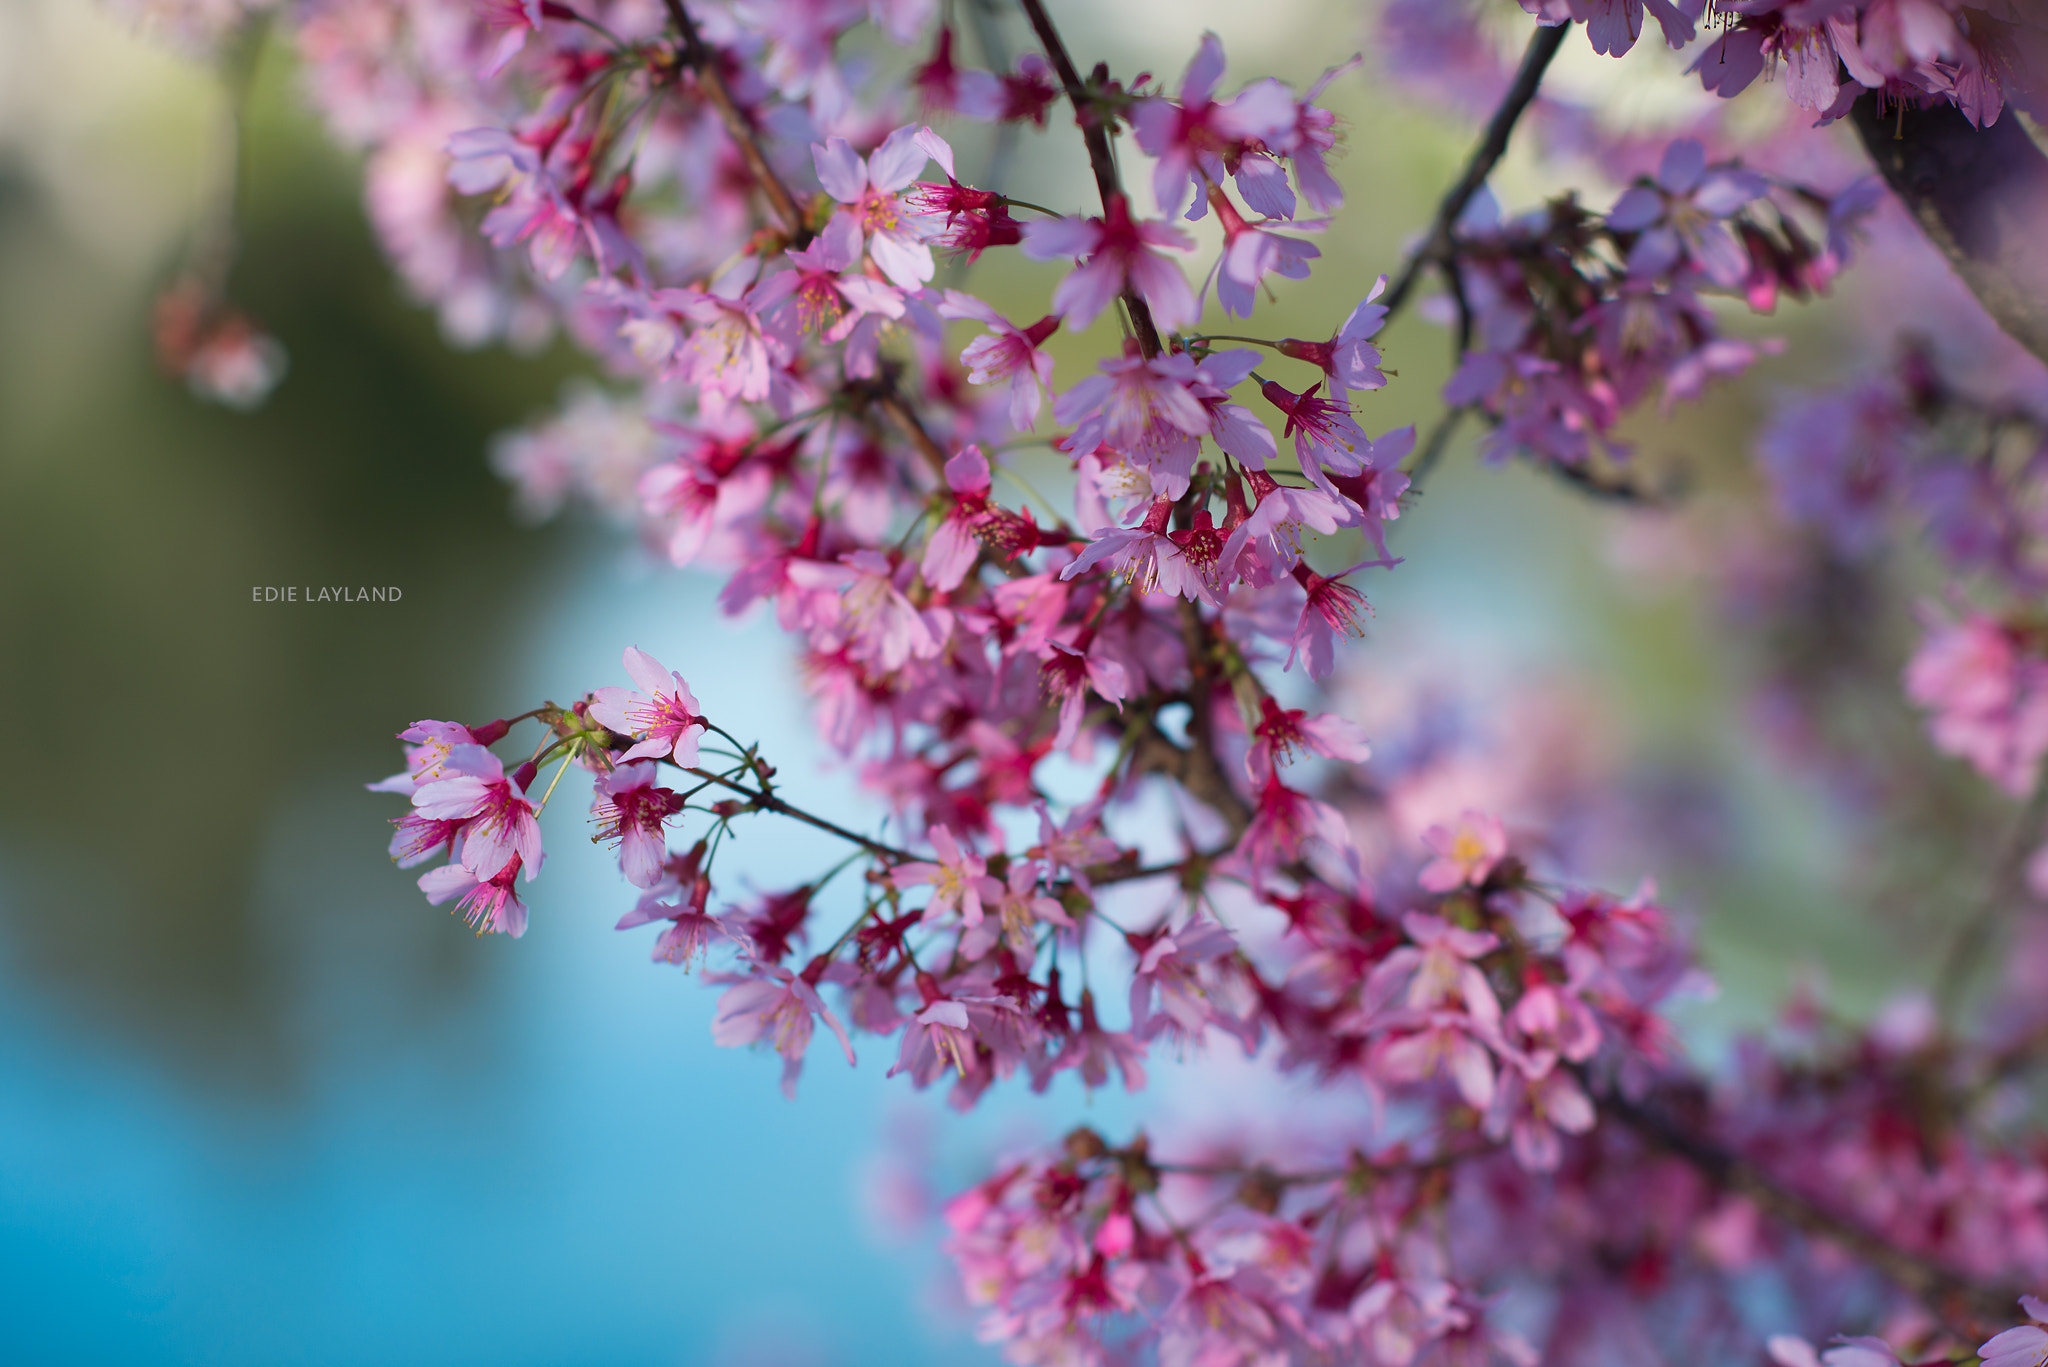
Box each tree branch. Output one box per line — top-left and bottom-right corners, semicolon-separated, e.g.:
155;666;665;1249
662;0;808;240
683;766;918;862
1599;1083;2023;1339
1380;22;1569;321
1015;0;1165;359
1850;92;2048;366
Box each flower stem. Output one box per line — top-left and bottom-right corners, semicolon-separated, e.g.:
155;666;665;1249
1014;0;1164;360
1379;22;1568;320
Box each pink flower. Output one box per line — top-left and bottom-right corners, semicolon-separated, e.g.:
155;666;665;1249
1372;1014;1500;1108
1418;810;1508;892
889;998;979;1081
387;811;465;869
637;415;774;569
1245;695;1370;778
476;0;543;76
367;718;510;794
590;762;687;888
1285;557;1394;679
1904;613;2048;796
1127;31;1297;219
1520;0;1697;58
616;873;721;969
892;825;1003;927
1980;1297;2048;1367
939;292;1058;431
1207;189;1322;320
1061;498;1219;605
1275;275;1390;399
1041;636;1131;753
1606;139;1766;289
1486;1066;1596;1171
711;963;857;1099
1238;761;1361;892
922;445;995;592
1507;979;1602;1078
1128;915;1253;1046
787;550;941;673
614;275;786;405
1260;379;1368;486
1188;347;1278;469
1042;989;1147;1092
904;128;1023;261
1324;460;1411;560
748;214;906;361
411;744;543;882
588;646;709;767
1217;469;1349;585
1020;194;1198;333
418;855;530;938
911;27;1005;117
1056;350;1211;496
811;124;939;291
1373;912;1503;1020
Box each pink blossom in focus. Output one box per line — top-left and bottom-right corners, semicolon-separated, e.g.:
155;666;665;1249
589;647;709;768
410;743;542;882
590;762;687;888
419;855;530;938
811;124;939;291
1020;195;1198;333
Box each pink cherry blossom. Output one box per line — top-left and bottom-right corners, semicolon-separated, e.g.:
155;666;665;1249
939;292;1058;431
419;855;530;938
590;762;687;888
1981;1297;2048;1367
891;824;1002;927
1417;810;1508;892
811;124;939;291
588;647;709;768
410;743;542;882
1020;195;1198;333
1127;31;1298;219
711;962;857;1099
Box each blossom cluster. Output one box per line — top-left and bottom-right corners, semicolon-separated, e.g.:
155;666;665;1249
1442;136;1876;471
118;0;2048;1360
1519;0;2046;130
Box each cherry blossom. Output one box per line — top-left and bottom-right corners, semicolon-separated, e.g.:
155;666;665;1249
588;647;709;768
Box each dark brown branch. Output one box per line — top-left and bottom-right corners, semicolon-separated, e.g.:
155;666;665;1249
1550;460;1663;505
683;766;918;862
1599;1084;2022;1339
871;388;948;473
662;0;808;239
1400;405;1469;494
1380;22;1569;320
1015;0;1165;359
1851;92;2048;366
1128;719;1255;840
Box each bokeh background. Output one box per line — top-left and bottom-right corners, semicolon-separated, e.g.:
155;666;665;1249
0;0;2024;1362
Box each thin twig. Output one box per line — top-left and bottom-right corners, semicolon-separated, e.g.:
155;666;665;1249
1014;0;1164;358
1937;769;2048;1014
1379;22;1568;321
683;766;918;862
661;0;808;239
1400;405;1469;495
872;387;949;473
